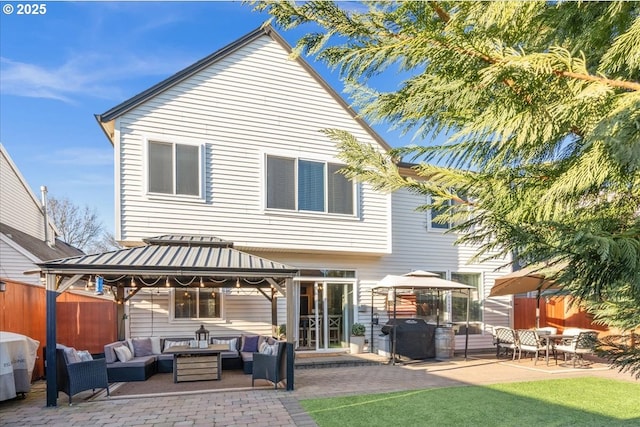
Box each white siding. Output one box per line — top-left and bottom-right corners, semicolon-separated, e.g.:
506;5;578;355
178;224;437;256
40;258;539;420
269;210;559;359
116;35;390;254
127;289;276;339
0;239;41;285
0;147;52;240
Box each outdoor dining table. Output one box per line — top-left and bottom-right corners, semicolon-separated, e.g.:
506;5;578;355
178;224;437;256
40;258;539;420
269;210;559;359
539;334;574;365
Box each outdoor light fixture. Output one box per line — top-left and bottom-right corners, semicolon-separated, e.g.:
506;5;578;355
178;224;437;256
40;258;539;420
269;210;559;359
87;275;93;288
235;278;241;288
200;277;205;287
165;277;170;287
0;280;6;292
130;277;136;288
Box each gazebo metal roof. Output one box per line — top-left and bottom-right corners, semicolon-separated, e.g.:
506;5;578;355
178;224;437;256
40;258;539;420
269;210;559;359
37;235;298;279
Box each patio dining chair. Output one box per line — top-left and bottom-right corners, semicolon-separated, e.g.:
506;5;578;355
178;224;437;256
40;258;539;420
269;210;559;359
555;331;598;367
493;327;518;360
516;329;548;364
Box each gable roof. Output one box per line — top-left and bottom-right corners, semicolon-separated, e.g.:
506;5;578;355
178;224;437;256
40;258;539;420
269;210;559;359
0;222;83;262
95;24;392;152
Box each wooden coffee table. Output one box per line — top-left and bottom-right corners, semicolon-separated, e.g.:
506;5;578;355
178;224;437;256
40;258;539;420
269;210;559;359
163;344;228;383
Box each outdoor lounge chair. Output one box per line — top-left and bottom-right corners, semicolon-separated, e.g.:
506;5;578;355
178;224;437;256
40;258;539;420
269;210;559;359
493;327;518;360
55;344;110;405
251;341;287;390
555;331;598;367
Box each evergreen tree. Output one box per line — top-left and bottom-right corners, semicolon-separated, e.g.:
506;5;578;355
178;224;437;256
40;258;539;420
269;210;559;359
253;0;640;377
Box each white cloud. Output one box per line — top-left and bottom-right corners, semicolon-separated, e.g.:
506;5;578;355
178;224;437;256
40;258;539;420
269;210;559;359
0;51;194;103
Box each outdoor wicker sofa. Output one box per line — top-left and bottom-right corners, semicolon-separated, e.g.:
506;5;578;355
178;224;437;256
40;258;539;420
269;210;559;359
103;334;277;382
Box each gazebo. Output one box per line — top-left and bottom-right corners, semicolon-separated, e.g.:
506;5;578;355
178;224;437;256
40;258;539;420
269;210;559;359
372;271;475;362
36;235;299;407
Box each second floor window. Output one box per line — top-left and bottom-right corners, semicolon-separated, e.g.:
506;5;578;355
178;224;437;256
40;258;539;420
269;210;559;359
266;155;354;215
148;141;200;197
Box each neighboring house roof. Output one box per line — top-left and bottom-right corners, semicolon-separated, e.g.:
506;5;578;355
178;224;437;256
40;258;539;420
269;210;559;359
95;24;392;153
0;222;84;262
37;235;298;278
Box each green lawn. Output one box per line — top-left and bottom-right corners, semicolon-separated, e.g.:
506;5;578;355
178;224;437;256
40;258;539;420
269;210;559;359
299;377;640;427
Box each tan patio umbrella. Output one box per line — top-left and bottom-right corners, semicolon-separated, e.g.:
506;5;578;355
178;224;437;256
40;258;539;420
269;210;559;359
490;263;563;328
490;264;560;297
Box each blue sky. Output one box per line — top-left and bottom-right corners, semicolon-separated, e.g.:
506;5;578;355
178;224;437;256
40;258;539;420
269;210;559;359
0;1;410;235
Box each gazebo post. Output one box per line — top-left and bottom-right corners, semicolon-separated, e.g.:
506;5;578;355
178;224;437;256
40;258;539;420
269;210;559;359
285;277;295;390
45;273;58;407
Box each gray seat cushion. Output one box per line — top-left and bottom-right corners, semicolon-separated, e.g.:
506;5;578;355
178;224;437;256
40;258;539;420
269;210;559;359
107;355;155;368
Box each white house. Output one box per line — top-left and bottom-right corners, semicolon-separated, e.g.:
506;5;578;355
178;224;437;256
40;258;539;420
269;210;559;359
0;144;83;285
96;25;512;353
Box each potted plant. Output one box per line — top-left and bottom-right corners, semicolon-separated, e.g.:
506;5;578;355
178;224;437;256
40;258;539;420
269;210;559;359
350;323;366;354
277;323;286;340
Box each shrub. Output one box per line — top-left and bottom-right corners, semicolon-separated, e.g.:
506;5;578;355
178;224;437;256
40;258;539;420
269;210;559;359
351;323;366;336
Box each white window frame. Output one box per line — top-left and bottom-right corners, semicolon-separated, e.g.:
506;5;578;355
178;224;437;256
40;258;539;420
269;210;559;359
427;195;452;231
144;135;205;201
263;153;357;217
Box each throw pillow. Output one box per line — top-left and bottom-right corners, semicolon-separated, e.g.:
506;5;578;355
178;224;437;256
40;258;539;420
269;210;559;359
212;338;234;351
258;341;274;355
114;345;133;362
241;335;260;353
77;350;93;361
163;340;191;351
150;337;162;355
132;338;153;357
63;347;82;364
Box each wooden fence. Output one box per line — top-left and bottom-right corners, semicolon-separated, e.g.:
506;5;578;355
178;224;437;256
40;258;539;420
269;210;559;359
513;296;608;333
0;278;117;379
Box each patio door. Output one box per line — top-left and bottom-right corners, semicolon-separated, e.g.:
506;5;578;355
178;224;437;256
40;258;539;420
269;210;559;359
298;279;353;351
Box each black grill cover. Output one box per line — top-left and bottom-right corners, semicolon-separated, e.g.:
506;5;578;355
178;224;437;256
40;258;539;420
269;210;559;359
381;318;436;360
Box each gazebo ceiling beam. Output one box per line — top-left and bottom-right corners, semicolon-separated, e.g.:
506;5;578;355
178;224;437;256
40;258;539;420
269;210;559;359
56;274;84;293
266;278;285;295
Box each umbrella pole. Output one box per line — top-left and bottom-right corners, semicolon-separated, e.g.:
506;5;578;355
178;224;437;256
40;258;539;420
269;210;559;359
393;290;397;365
536;289;541;329
436;290;440;327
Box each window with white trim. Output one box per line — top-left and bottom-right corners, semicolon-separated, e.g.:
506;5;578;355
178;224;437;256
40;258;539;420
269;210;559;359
148;141;201;197
173;288;220;319
428;196;452;230
266;155;354;215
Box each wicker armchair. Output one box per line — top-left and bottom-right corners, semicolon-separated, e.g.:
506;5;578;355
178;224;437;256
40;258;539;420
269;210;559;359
56;344;110;405
251;341;287;390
